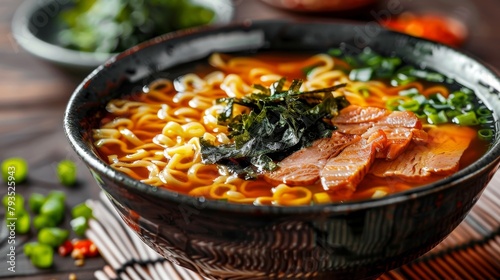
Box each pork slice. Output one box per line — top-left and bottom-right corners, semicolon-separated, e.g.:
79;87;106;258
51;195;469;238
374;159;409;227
376;111;422;129
263;132;360;186
320;129;387;197
370;126;476;182
334;123;373;135
334;109;422;135
333;105;388;124
373;127;428;160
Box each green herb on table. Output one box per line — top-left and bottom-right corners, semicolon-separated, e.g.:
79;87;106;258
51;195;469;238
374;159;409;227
70;202;93;236
38;227;70;248
200;78;349;179
28;193;46;214
24;242;54;268
58;0;216;53
57;159;78;187
2;193;30;234
33;214;58;230
1;157;28;183
39;191;66;225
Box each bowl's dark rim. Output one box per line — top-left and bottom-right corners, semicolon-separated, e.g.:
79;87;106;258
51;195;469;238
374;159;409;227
64;20;500;215
11;0;235;69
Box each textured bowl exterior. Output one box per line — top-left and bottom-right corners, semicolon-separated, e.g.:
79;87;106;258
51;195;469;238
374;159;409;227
64;21;500;279
95;167;493;279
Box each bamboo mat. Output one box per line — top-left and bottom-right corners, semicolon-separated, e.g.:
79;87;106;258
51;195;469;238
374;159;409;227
90;170;500;280
379;171;500;280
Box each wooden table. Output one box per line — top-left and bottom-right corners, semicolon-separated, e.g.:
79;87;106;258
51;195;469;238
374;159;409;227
0;0;499;279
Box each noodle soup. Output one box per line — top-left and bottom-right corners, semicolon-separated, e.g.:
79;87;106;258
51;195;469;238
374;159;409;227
93;49;494;206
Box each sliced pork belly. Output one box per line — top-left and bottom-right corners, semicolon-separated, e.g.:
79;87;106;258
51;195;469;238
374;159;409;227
332;105;388;124
320;129;387;197
333;105;423;134
370;126;476;182
333;105;427;160
374;127;428;160
263;132;360;186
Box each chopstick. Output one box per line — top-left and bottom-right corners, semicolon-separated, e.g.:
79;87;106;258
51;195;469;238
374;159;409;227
97;193;169;279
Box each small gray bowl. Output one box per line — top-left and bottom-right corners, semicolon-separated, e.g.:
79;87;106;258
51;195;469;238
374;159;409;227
11;0;234;73
64;20;500;279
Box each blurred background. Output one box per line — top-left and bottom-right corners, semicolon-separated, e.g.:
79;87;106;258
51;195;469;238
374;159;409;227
1;0;499;279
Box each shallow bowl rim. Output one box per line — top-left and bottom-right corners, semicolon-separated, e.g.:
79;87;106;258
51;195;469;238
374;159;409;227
11;0;235;70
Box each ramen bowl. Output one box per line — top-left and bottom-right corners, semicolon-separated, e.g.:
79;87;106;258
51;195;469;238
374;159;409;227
64;21;500;279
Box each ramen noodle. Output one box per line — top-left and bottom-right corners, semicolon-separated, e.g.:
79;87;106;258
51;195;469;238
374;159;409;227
93;50;494;206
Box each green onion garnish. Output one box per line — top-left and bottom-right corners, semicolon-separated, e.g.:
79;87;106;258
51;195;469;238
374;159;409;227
452;111;479;126
478;128;494;141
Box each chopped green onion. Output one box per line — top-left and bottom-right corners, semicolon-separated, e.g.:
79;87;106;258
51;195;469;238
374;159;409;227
24;242;53;268
478;116;494;125
386;97;404;111
409;69;445;82
2;193;25;210
398;88;419;97
33;214;58;230
448;91;469;108
460;87;474;95
46;190;66;203
415;112;427;119
476;107;492;116
40;193;66;225
327;48;342;57
38;227;69;247
445;109;462;118
5;209;31;234
429;93;450;110
28;193;46;214
429;93;447;105
391;72;416;86
398;99;420;112
24;242;38;257
1;157;28;183
413;94;427;105
72;202;93;219
478;128;494;141
452;111;479;126
349;67;373;82
343;56;359;68
57;160;77;186
426;73;446;82
423;104;438;115
462;103;475;112
70;216;89;236
427;111;448;124
365;55;382;66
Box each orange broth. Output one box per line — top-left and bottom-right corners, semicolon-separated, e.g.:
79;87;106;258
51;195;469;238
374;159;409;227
94;51;493;204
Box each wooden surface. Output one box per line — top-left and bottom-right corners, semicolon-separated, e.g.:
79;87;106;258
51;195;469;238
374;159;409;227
0;0;499;279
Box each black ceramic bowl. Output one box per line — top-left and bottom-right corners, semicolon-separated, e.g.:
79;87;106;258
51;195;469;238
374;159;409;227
64;21;500;279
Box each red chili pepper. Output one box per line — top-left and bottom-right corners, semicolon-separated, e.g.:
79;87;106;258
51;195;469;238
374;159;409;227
382;12;467;47
73;239;99;258
58;240;74;257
